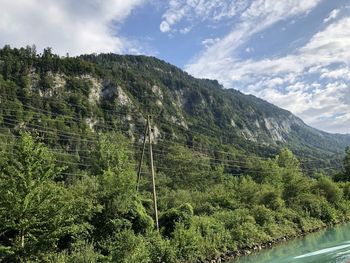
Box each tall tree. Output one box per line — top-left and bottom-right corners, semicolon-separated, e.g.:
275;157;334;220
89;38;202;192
344;147;350;179
0;133;70;260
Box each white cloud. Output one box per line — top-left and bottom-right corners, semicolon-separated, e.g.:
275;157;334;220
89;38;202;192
0;0;145;55
324;9;340;23
159;0;248;33
320;67;350;80
185;1;350;133
201;38;220;48
180;26;192;34
160;21;171;32
186;0;323;71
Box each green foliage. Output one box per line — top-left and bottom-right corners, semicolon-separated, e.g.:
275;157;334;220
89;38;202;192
344;147;350;179
1;133;350;263
171;223;204;262
341;182;350;200
106;229;150;263
259;188;284;210
192;216;235;258
159;203;194;237
146;232;176;263
251;205;274;227
126;202;154;234
0;46;350;262
215;209;268;247
0;134;84;261
92;133;134;175
162;145;213;190
314;175;342;204
90;133;148;243
276;148;301;172
44;241;104;263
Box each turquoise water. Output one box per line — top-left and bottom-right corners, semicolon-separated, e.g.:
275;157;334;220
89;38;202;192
231;223;350;263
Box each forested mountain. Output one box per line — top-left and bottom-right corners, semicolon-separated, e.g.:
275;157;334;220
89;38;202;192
81;52;350;168
1;45;349;173
83;52;350;171
1;45;350;262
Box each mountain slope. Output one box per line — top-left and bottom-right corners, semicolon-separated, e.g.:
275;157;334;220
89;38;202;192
80;53;350;169
0;46;349;172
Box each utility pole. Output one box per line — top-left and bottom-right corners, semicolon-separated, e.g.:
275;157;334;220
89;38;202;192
136;119;148;191
136;115;159;231
148;115;159;231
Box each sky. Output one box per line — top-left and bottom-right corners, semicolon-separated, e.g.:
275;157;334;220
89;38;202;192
0;0;350;134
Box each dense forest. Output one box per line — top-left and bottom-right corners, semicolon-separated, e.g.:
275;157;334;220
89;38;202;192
1;45;350;262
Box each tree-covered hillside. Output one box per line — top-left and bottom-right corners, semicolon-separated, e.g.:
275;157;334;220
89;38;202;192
1;45;349;172
1;46;350;262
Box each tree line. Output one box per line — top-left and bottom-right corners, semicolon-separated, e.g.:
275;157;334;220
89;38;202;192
1;132;350;262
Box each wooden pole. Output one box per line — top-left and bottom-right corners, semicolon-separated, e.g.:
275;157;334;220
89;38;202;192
148;115;159;231
136;119;148;191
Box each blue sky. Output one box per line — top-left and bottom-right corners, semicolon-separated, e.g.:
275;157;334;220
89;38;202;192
0;0;350;134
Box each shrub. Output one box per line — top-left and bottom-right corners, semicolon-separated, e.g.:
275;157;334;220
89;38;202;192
159;203;194;237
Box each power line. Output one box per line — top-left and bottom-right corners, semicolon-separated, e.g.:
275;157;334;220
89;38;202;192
0;99;146;131
2;96;335;167
0;102;342;171
0;151;91;168
0;118;336;171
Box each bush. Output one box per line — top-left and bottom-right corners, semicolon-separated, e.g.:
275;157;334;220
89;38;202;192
260;188;284;210
171;223;203;262
251;205;274;227
106;230;150;263
192;216;235;259
43;241;103;263
314;176;343;204
215;209;268;247
159;203;194;237
146;232;177;263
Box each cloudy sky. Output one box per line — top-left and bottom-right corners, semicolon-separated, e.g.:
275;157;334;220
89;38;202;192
1;0;350;134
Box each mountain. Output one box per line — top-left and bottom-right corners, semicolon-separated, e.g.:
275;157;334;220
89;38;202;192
0;46;349;172
83;54;350;170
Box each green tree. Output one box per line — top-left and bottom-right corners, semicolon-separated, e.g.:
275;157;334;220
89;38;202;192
333;148;350;182
276;148;301;172
0;133;70;260
162;145;212;190
91;133;153;243
107;229;150;263
159;203;193;237
344;147;350;179
314;175;342;204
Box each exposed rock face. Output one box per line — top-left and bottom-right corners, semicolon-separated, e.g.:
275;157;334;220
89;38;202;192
22;53;350;166
263;117;290;142
230;119;236;128
117;86;132;106
84;75;102;104
52;73;66;91
85;117;98;131
151;125;161;141
37;72;66;98
242;128;258;142
81;75;133;108
170;116;188;129
156;100;163;107
152;85;163;99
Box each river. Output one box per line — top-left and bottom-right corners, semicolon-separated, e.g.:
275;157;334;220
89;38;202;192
231;223;350;263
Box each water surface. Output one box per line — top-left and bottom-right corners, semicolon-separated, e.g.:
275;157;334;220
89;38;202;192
231;223;350;263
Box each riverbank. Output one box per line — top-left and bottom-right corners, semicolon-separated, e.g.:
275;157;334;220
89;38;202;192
203;222;346;263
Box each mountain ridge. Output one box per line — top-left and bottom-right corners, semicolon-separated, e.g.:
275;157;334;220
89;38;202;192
0;46;349;172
